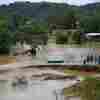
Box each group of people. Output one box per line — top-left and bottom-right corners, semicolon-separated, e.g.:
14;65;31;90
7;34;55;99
83;55;98;64
24;45;42;57
14;42;42;57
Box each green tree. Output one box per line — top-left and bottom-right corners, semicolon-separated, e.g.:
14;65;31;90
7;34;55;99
17;21;49;44
80;14;100;33
48;9;77;29
0;16;15;54
56;32;68;44
72;31;81;44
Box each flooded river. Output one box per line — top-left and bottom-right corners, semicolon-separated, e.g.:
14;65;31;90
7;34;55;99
0;80;69;100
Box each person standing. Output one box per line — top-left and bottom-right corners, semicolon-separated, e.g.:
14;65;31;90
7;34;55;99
31;47;36;57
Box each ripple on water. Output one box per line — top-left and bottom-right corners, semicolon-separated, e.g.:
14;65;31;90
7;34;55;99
0;80;69;100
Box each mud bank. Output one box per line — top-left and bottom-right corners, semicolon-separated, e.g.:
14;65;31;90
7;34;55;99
0;66;80;81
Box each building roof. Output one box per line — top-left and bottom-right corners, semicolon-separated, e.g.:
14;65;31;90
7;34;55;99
86;33;100;37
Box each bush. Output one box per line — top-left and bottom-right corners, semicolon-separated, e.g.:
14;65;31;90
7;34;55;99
56;31;68;44
0;32;14;54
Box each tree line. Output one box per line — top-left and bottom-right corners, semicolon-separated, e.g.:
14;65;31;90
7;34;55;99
0;2;100;54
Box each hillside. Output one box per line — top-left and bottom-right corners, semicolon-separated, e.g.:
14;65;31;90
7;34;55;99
0;2;100;20
0;2;100;54
79;3;100;16
0;2;79;22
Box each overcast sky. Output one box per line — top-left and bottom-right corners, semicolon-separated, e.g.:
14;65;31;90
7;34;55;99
0;0;100;6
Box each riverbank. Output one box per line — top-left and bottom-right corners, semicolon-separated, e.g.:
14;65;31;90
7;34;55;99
0;61;99;80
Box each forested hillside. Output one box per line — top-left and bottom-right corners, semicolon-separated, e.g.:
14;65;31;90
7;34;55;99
0;2;100;53
0;2;100;31
0;2;74;21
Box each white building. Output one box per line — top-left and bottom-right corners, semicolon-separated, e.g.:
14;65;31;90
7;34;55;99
85;33;100;41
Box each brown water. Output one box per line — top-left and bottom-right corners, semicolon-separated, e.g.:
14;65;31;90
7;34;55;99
0;56;16;65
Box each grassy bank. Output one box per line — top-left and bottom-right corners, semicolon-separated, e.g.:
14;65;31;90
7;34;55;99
64;77;100;100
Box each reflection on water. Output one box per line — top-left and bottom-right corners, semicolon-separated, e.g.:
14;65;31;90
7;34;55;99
0;80;65;100
0;80;9;96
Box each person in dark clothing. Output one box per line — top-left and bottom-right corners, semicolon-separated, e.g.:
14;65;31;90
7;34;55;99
31;47;36;56
90;55;93;63
98;56;100;64
86;55;89;63
83;60;86;64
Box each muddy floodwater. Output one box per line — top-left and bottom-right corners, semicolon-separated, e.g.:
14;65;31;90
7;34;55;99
0;80;68;100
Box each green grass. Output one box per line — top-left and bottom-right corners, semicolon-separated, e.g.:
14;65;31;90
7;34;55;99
64;77;100;100
64;84;80;96
64;69;96;77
